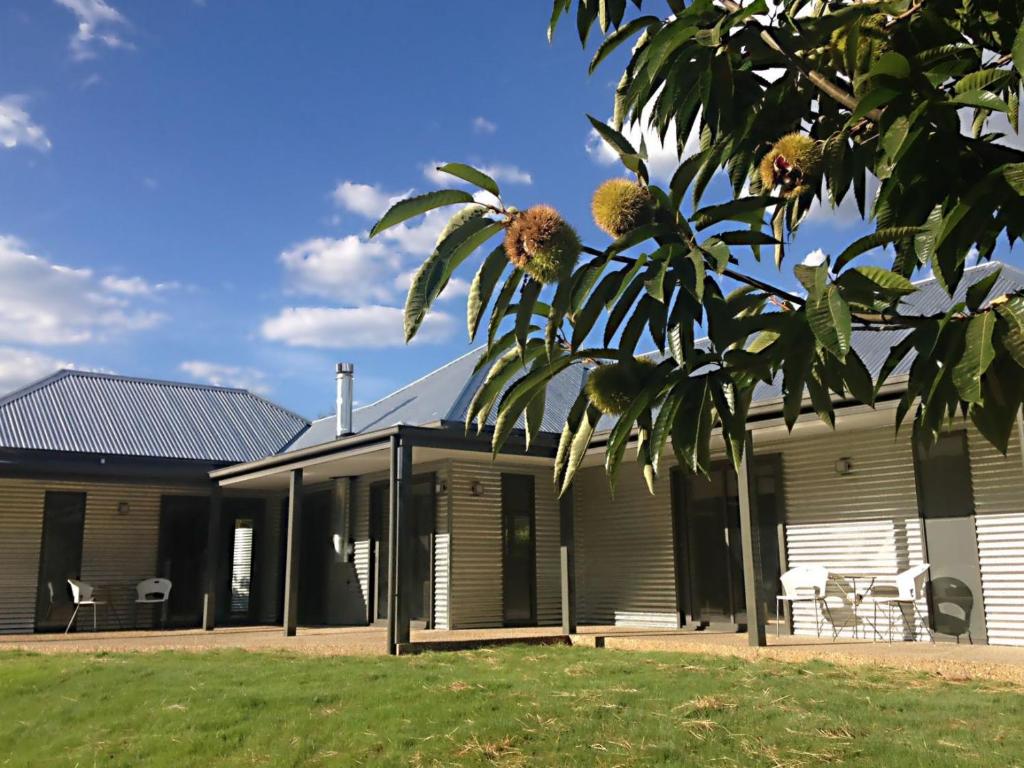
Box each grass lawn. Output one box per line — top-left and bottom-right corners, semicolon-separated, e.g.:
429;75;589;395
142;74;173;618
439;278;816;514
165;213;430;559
1;646;1022;767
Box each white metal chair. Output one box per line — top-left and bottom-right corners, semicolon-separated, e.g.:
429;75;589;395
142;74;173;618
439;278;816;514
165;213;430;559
776;566;835;638
134;578;172;629
65;579;104;634
862;563;934;643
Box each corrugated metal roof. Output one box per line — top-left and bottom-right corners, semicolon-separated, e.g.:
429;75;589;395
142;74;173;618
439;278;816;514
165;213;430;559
283;261;1024;454
0;370;309;463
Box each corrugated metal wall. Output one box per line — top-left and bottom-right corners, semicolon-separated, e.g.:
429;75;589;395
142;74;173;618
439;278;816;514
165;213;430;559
571;464;679;628
0;479;46;633
968;425;1024;646
767;427;927;640
447;460;561;629
0;477;212;633
0;477;286;634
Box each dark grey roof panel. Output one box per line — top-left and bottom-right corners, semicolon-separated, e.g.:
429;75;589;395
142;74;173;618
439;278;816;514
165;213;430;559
0;370;308;463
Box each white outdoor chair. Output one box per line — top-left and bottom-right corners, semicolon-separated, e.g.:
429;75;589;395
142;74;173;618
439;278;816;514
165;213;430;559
134;578;172;628
862;563;934;643
65;579;104;634
776;566;835;638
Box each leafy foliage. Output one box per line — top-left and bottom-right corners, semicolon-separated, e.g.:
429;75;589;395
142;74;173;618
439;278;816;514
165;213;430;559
373;0;1024;494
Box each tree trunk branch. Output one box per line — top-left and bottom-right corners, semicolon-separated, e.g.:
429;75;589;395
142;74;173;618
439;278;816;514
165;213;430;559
719;0;882;123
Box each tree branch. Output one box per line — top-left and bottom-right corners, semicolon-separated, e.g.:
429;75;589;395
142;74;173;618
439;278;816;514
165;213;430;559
719;0;882;123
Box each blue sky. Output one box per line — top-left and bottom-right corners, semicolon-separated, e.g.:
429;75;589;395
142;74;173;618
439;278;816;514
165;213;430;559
1;1;1020;418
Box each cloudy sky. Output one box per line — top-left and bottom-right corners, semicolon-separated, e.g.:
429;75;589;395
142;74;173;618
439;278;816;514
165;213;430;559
1;2;1020;416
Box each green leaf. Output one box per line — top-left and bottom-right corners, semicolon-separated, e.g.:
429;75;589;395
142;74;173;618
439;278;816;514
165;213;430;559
952;313;996;404
1002;163;1024;195
555;400;603;496
435;163;500;198
467;245;508;342
465;345;542;432
949;89;1010;113
404;216;502;342
871;52;910;80
716;230;780;247
1014;20;1024;78
488;269;524;346
966;267;1002;312
807;285;852;361
842;347;875;405
692;195;780;230
843;266;917;297
587;115;648;182
515;279;543;354
524;381;547;453
491;355;574;456
589;15;660;74
833;226;923;272
671;376;713;475
370;189;475;237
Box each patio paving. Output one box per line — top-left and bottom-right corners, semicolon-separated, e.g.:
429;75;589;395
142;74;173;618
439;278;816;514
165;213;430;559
2;624;1023;685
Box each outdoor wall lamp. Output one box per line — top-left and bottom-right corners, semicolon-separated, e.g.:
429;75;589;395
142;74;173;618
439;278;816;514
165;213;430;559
436;478;449;495
834;457;853;475
117;501;130;515
470;480;485;497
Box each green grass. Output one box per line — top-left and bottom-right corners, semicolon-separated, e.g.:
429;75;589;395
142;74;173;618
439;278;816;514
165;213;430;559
1;647;1022;767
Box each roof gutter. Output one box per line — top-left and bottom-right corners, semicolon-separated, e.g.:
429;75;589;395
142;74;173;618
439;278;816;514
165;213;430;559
209;424;401;481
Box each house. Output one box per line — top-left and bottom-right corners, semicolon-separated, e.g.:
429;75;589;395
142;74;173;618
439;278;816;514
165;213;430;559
0;371;307;634
3;262;1024;652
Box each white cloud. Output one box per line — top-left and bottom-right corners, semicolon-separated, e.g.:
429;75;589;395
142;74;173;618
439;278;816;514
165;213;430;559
802;248;828;267
331;181;410;220
0;347;74;396
179;360;270;394
423;161;532;186
100;275;178;295
55;0;133;61
279;235;399;303
0;96;51;152
0;235;166;345
473;116;497;134
261;305;456;348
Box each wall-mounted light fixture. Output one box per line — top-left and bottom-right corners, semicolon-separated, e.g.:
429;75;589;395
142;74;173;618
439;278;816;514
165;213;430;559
470;480;485;497
834;457;853;476
436;478;449;495
117;501;130;516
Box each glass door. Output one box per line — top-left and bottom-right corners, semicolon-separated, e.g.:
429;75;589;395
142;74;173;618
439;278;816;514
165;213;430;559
502;473;536;626
369;478;434;623
35;491;87;632
157;495;209;627
674;459;783;629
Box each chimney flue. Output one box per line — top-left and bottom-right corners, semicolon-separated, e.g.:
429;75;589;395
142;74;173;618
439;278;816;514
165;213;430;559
336;362;354;437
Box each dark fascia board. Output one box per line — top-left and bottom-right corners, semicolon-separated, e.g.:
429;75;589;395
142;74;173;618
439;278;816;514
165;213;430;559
210;423;560;485
210;424;403;481
0;447;223;485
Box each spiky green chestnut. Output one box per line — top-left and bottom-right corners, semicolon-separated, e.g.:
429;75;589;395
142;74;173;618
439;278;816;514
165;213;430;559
591;178;654;238
758;133;823;199
503;205;581;284
585;358;656;416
